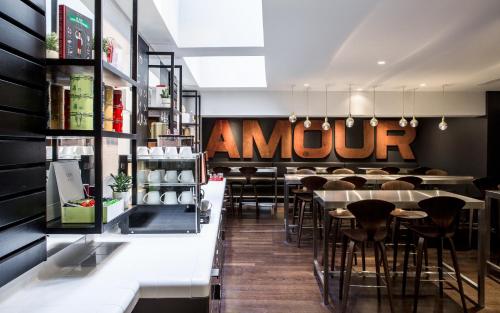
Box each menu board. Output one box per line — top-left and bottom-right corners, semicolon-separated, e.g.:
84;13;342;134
59;5;93;59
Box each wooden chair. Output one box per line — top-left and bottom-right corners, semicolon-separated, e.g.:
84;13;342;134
297;166;316;172
324;180;357;271
410;166;431;175
367;169;389;175
425;168;448;176
296;169;315;174
339;200;396;313
381;166;400;174
291;169;316;224
237;167;259;218
397;176;423;189
296;176;328;247
212;166;234;214
326;166;342;174
332;168;355;174
340;176;367;189
381;180;414;190
402;196;468;313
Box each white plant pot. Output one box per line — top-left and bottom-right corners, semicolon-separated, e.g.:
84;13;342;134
46;50;59;59
113;191;130;206
161;97;171;108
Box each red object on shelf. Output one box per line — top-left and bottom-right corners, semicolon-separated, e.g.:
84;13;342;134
209;176;224;181
113;90;123;133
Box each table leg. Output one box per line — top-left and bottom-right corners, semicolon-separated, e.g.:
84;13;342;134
284;181;290;242
322;206;330;305
479;203;490;308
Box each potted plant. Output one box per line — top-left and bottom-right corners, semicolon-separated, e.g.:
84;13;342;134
46;32;58;59
160;88;171;107
109;172;132;206
103;37;114;63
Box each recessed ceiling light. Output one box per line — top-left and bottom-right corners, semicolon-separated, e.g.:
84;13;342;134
356;88;363;91
377;60;386;65
419;83;426;87
303;83;310;87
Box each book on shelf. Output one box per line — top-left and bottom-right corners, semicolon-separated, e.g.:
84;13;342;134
59;5;93;59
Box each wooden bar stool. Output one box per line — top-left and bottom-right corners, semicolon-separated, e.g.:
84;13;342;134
296;176;328;247
367;169;389;175
397;176;423;189
237;167;259;218
339;199;396;313
332;168;355;174
425;168;448;176
381;166;400;174
297;166;316;172
409;166;431;175
324;180;356;271
381;181;427;272
291;169;316;224
402;196;468;313
340;176;367;189
326;166;341;174
212;166;234;214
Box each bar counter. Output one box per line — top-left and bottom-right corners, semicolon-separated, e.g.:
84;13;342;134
0;180;226;313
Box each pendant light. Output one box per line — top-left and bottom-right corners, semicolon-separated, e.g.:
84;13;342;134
399;86;408;127
288;84;297;123
439;84;448;131
369;86;378;127
410;88;419;127
322;84;331;131
346;84;354;128
304;84;311;128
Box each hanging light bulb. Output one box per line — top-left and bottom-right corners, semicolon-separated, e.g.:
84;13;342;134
439;84;448;131
304;84;311;128
439;116;448;130
399;86;408;127
345;84;354;128
370;86;378;127
288;84;297;123
410;88;419;127
322;84;331;130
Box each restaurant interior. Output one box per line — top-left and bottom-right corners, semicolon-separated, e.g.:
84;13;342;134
0;0;500;312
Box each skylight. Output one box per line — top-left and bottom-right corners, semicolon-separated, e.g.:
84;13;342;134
154;0;264;48
184;56;267;88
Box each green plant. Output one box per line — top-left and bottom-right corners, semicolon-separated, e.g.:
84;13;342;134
160;88;169;98
46;32;58;51
109;172;132;192
103;37;113;53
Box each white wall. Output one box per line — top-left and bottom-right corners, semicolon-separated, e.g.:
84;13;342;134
200;90;485;117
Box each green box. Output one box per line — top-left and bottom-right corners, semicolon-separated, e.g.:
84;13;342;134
61;199;124;223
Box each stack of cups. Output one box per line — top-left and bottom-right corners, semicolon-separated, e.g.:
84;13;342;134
69;74;93;130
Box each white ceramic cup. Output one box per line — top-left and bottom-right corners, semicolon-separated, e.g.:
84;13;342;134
137;146;149;156
74;146;85;157
148;170;162;184
137;189;146;204
200;199;212;212
164;147;178;158
137;169;150;185
161;191;178;205
178;170;195;183
46;147;52;159
143;191;161;204
82;146;94;155
164;170;178;183
150;146;164;157
178;190;195;204
179;146;193;158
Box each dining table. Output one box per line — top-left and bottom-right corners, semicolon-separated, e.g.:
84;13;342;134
311;189;486;308
283;173;475;242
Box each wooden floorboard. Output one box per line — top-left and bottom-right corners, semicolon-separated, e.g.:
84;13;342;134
221;206;500;313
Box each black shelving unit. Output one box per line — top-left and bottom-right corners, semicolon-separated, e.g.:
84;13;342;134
45;0;139;234
182;90;201;152
147;52;183;135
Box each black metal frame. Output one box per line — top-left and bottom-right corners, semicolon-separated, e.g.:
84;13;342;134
147;52;183;134
45;0;139;234
182;90;201;152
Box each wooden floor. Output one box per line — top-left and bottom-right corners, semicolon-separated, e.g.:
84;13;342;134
221;205;500;313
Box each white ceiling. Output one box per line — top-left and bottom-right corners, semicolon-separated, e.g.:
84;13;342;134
138;0;500;91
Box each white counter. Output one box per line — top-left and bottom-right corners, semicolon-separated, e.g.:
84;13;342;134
0;180;226;313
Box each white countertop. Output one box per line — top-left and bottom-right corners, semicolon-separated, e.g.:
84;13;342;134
0;180;226;313
314;189;484;209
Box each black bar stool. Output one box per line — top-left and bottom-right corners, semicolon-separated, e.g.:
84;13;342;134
339;199;396;313
237;167;259;218
381;166;400;174
397;176;423;189
291;169;316;224
402;196;468;313
340;176;367;189
326;166;341;174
